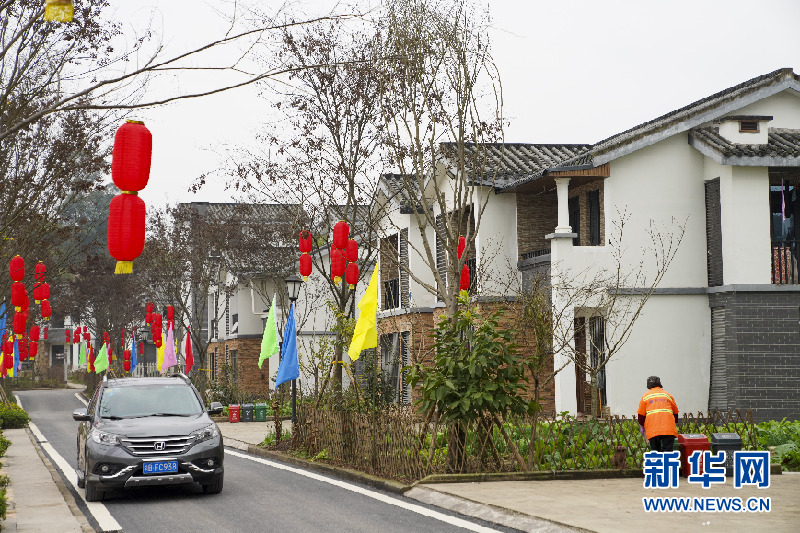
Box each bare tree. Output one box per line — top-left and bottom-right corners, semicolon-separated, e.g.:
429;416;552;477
550;211;687;417
375;0;505;318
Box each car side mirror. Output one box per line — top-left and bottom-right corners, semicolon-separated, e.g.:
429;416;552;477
207;402;223;415
72;408;91;422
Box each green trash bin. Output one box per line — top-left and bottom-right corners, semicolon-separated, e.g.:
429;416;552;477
255;403;267;422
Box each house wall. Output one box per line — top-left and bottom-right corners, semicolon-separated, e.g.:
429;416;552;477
517;190;558;254
731;90;800;129
475;190;519;296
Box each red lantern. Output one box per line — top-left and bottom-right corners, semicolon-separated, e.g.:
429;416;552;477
332;220;349;250
346;239;358;263
34;261;46;282
299;254;312;281
124;359;131;372
29;325;40;342
39;282;49;302
154;314;162;328
139;341;144;356
330;246;345;284
40;300;51;320
66;329;72;343
3;344;12;370
111;121;152;191
88;346;95;373
166;305;175;326
43;326;48;340
11;282;25;311
18;338;28;360
457;235;466;260
13;313;26;338
346;262;359;289
299;231;313;253
124;349;131;361
107;193;146;274
28;341;37;360
460;263;471;292
9;255;24;282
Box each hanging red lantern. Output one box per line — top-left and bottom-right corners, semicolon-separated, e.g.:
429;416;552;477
13;313;26;339
111;121;152;192
124;349;131;361
153;314;162;329
40;300;51;320
18;337;28;360
124;359;131;372
332;220;349;250
346;262;359;289
330;246;345;284
146;302;154;324
65;330;72;343
34;261;46;282
29;325;40;342
28;341;37;360
43;326;48;340
166;305;175;327
88;345;95;373
457;235;466;260
299;231;313;253
11;282;25;311
3;343;12;370
299;254;312;281
9;255;24;282
107;192;146;274
346;239;358;263
460;263;471;292
139;341;144;356
39;282;49;302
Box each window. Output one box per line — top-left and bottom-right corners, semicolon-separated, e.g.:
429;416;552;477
211;347;218;380
588;190;601;246
229;349;238;384
739;121;759;133
380;332;410;404
384;278;400;309
231;313;238;335
588;316;607;411
568;196;580;246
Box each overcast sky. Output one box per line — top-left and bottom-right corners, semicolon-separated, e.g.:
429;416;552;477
115;0;800;208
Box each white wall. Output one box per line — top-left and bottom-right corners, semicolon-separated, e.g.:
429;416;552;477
475;189;520;296
731;90;800;129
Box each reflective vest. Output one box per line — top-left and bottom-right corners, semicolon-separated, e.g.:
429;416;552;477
637;387;678;439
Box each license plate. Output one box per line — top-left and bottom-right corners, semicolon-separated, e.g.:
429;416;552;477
143;460;178;475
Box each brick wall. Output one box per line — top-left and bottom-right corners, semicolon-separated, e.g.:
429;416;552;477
708;290;800;422
568;180;605;247
517;191;558;255
206;337;271;395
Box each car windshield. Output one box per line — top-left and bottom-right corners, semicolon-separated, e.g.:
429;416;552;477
98;384;203;419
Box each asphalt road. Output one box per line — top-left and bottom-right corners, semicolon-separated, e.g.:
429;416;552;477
16;389;517;533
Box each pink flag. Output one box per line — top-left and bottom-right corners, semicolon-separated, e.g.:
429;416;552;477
184;331;194;374
161;324;178;372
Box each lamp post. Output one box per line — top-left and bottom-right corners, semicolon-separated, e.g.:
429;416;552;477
285;274;302;424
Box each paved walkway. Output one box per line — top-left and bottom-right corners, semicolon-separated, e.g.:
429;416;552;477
1;428;85;532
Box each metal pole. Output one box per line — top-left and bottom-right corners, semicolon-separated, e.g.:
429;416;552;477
291;379;296;424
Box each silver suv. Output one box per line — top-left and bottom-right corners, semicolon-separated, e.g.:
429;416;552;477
73;374;224;501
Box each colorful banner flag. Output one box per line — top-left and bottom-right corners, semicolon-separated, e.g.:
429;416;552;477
258;294;279;369
130;330;138;372
156;330;165;372
275;302;298;388
162;324;177;372
12;338;19;377
79;340;86;367
184;331;193;374
94;342;109;373
348;261;380;361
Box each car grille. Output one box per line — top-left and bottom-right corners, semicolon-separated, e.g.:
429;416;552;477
121;435;193;456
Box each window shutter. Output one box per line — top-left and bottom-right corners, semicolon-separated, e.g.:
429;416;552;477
705;179;724;287
435;215;446;301
589;190;601;246
401;332;411;404
400;229;409;307
568;196;581;246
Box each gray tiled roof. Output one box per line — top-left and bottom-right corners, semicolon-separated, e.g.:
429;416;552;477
439;143;591;188
499;67;800;191
689;127;800;159
381;173;428;213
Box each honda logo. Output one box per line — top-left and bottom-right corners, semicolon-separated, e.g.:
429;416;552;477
154;441;166;451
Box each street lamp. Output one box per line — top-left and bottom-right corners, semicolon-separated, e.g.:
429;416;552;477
284;274;302;424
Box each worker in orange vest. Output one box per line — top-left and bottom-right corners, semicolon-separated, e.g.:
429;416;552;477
637;376;679;452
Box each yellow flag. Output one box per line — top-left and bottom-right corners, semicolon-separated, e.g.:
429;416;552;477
156;331;165;371
348;261;380;361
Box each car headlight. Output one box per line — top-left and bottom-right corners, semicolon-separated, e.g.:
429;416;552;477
90;428;121;446
191;424;219;444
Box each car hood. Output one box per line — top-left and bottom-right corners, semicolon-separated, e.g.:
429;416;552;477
96;414;214;438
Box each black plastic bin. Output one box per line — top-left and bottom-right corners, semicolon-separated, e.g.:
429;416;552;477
241;403;254;422
711;432;742;471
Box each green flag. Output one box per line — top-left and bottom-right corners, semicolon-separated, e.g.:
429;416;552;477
79;342;86;366
94;342;109;373
258;294;279;368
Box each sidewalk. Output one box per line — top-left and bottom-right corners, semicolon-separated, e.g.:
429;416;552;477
0;428;86;533
219;420;800;533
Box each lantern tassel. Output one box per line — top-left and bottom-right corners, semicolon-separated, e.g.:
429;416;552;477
115;261;134;274
302;276;308;282
348;284;355;289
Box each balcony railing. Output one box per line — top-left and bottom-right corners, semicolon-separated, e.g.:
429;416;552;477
771;240;799;284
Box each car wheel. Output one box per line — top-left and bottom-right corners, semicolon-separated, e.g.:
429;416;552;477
85;481;106;502
77;445;86;489
202;476;224;494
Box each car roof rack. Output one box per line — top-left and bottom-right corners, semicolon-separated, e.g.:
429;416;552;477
169;372;192;385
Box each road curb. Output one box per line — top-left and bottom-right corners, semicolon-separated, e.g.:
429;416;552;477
222;437;412;494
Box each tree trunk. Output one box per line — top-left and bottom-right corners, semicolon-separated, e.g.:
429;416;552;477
590;372;599;418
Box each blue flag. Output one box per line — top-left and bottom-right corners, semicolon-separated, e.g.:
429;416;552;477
13;338;19;376
0;302;6;333
130;330;138;372
275;303;299;388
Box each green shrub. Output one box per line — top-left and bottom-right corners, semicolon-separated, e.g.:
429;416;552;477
0;402;30;429
0;434;10;456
